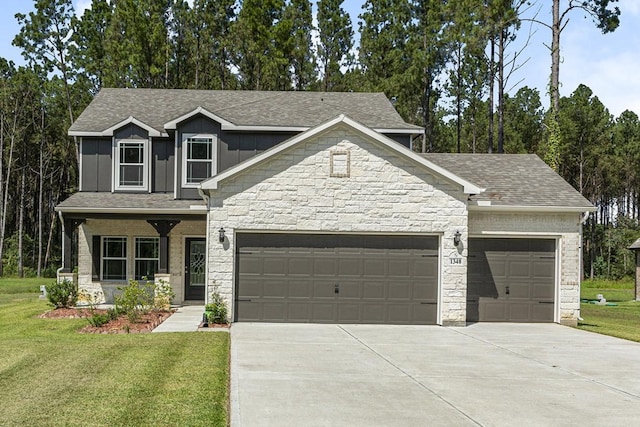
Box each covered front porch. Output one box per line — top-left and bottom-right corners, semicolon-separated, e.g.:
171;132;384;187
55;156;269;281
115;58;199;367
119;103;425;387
55;193;208;304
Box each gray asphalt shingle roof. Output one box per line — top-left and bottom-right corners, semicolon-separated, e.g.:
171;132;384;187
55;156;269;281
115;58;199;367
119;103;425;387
56;192;205;212
424;153;593;209
69;88;423;134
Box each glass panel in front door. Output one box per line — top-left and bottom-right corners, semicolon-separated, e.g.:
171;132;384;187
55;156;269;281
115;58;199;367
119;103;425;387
189;240;206;287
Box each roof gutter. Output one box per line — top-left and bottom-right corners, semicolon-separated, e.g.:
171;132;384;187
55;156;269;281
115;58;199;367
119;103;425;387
54;206;207;215
468;204;597;214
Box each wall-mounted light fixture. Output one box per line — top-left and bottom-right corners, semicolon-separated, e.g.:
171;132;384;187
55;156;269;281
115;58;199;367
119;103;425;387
218;227;226;243
453;230;462;247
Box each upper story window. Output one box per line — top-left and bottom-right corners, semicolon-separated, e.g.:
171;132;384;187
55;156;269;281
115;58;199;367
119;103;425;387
182;134;216;187
115;139;148;190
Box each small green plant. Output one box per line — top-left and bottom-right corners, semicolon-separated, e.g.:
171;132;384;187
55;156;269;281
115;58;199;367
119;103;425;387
44;279;78;309
88;313;110;327
205;291;228;324
114;279;155;323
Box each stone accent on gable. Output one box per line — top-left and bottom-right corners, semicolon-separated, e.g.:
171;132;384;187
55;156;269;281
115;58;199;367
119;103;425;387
206;126;469;324
76;219;206;304
468;211;584;326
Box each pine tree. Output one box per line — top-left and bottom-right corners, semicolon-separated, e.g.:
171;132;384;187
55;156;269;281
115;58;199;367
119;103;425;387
316;0;353;92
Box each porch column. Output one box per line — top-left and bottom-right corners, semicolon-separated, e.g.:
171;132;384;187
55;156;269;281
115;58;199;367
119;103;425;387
147;220;181;274
61;217;85;273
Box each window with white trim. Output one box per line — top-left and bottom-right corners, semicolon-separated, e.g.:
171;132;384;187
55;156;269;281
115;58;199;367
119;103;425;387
102;237;127;281
182;134;216;187
115;139;148;190
135;237;159;280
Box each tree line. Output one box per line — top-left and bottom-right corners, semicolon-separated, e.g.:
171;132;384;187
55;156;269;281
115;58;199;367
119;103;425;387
0;0;634;279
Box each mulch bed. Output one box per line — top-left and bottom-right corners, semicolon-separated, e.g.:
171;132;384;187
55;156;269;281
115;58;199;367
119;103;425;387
39;307;174;334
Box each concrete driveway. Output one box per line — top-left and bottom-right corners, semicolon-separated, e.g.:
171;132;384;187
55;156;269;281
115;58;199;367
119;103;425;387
230;323;640;426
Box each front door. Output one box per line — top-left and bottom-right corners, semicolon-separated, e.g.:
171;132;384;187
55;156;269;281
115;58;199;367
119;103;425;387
185;238;206;300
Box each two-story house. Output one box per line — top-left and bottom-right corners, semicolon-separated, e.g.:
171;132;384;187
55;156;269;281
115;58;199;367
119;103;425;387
57;88;593;326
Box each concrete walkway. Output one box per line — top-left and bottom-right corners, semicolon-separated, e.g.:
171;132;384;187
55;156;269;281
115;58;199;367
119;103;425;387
231;323;640;426
152;305;204;332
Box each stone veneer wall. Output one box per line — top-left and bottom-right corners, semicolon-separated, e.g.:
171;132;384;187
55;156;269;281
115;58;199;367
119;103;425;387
206;126;469;325
468;211;584;326
76;219;206;303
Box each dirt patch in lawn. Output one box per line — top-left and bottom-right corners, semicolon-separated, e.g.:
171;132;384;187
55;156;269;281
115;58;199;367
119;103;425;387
39;308;174;334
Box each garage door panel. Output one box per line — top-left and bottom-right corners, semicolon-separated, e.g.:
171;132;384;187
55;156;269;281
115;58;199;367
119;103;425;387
363;259;385;276
263;302;286;321
508;261;532;277
237;234;439;324
412;303;438;323
289;257;313;275
262;280;287;298
288;303;311;321
288;281;312;298
388;282;411;300
388;259;411;277
363;282;385;299
314;258;338;275
338;281;361;299
311;303;336;322
337;303;360;322
468;238;555;323
263;258;287;275
338;258;361;276
413;258;438;278
313;281;337;299
413;283;438;301
362;304;385;322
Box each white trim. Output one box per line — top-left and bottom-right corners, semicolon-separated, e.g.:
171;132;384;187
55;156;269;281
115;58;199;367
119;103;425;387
468;204;596;213
163;106;422;135
174;130;179;199
436;233;443;326
165;107;234;130
78;137;83;192
182;133;217;188
373;128;424;135
55;206;206;215
69;116;167;137
200;115;484;194
114;138;149;191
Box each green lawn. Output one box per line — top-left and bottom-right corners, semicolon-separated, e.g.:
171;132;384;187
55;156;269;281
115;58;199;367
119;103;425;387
0;278;229;426
578;277;640;342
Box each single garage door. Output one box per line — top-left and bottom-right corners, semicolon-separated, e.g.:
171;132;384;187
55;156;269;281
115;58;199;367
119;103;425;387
236;233;439;324
467;238;556;322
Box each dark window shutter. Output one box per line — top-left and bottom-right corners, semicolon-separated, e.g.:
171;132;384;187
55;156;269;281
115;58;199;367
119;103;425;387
92;235;101;281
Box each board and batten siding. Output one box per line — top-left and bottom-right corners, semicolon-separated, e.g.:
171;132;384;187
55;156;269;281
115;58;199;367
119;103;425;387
206;125;469;325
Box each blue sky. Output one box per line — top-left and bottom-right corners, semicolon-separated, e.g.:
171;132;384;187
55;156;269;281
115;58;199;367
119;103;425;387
1;0;638;118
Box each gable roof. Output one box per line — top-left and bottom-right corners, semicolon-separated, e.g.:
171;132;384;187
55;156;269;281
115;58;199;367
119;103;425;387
69;88;423;136
201;115;484;194
424;153;594;212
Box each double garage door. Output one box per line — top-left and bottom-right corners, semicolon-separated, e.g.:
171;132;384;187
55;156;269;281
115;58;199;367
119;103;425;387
467;238;556;322
235;233;439;324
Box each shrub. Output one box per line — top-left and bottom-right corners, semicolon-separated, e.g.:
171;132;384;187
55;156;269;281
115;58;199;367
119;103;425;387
205;292;228;324
45;279;78;309
114;279;155;323
88;312;110;327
